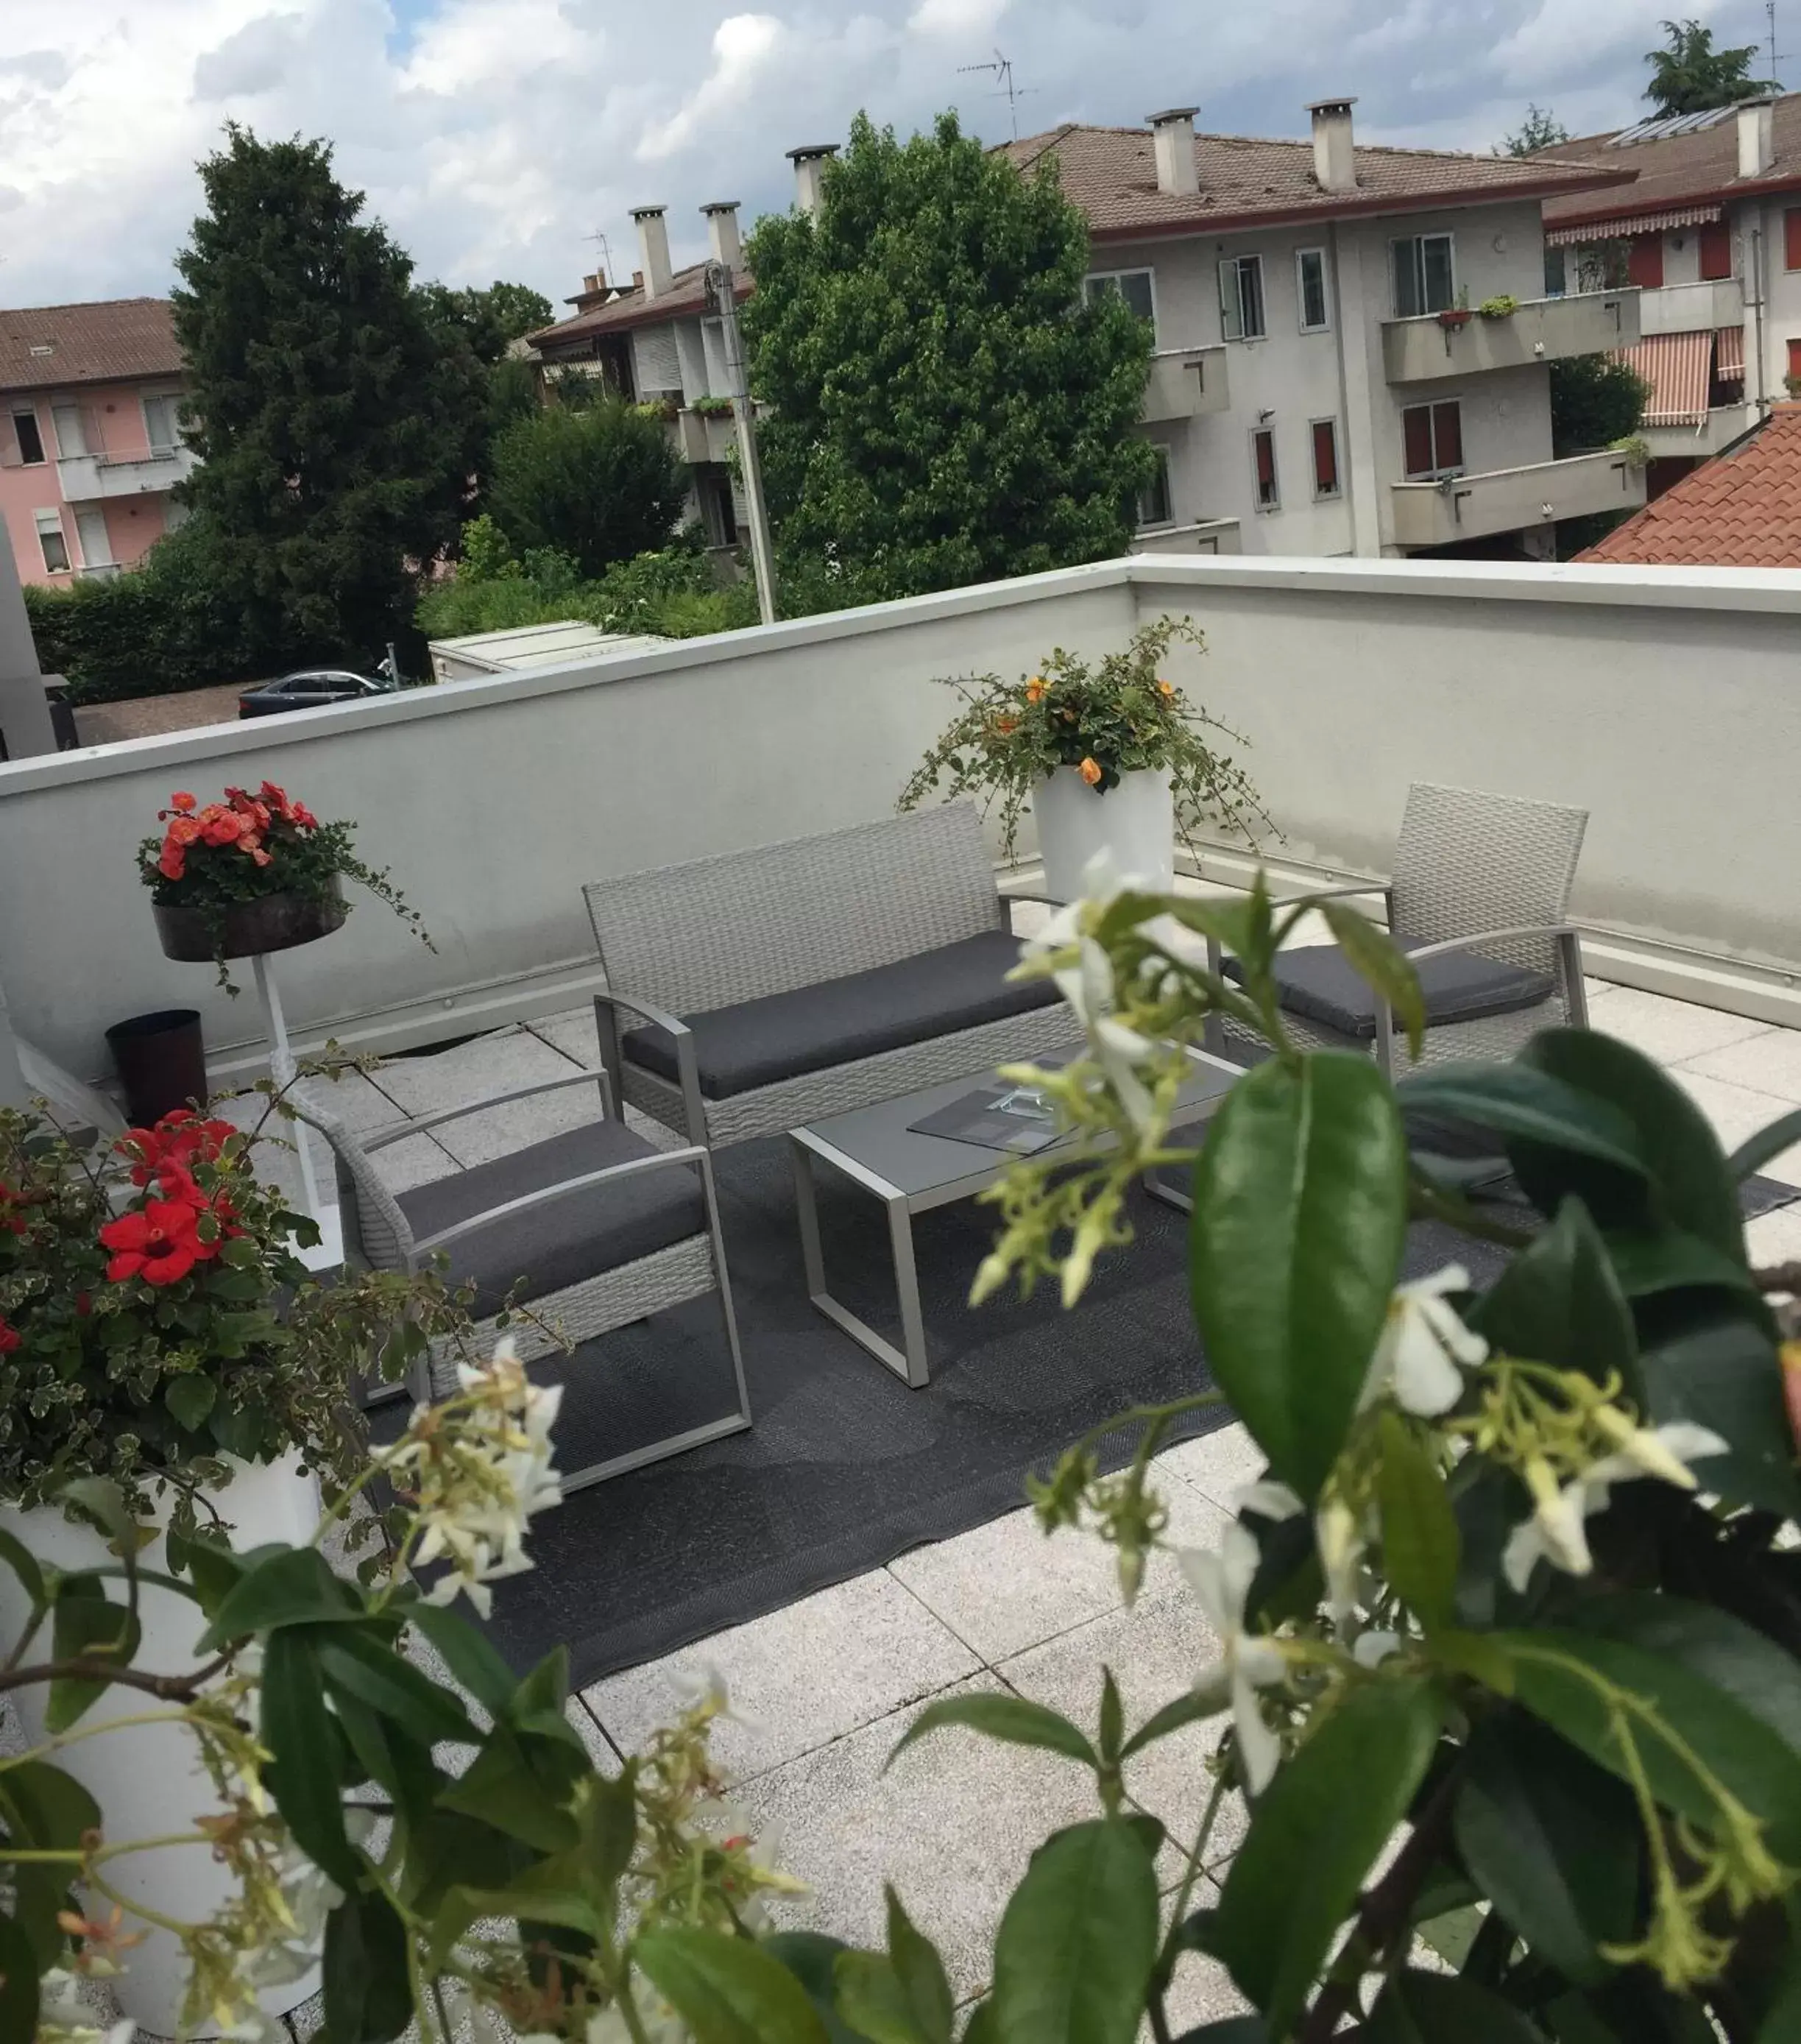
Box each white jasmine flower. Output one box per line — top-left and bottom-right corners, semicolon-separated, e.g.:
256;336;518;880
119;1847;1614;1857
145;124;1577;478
1502;1424;1728;1593
1315;1493;1365;1633
1365;1266;1487;1417
1180;1524;1289;1794
1234;1477;1304;1521
1138;910;1216;973
1353;1630;1403;1669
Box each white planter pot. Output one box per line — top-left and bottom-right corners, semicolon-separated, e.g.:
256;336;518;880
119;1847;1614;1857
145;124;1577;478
1032;765;1175;900
0;1452;323;2037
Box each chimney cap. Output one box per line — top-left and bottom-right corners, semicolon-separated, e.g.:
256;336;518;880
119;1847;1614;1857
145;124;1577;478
1147;106;1200;127
629;203;667;220
1306;95;1358;115
699;199;742;214
786;143;840;162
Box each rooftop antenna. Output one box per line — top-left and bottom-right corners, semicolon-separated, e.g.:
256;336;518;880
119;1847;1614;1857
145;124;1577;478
1769;1;1790;80
957;48;1035;140
582;227;614;281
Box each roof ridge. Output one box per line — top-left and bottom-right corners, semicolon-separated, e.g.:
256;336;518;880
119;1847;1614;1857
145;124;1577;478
1;295;171;319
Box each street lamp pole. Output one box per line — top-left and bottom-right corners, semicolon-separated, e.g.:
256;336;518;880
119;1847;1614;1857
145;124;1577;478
704;259;779;626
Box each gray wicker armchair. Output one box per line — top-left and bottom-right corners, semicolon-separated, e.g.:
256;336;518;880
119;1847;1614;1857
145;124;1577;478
308;1069;751;1490
1213;782;1591;1074
581;804;1075;1150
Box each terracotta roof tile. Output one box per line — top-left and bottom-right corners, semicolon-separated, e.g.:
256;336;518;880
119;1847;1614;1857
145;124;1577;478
0;298;182;394
530;263;752;349
1542;92;1801;227
1577;406;1801;565
997;123;1632;241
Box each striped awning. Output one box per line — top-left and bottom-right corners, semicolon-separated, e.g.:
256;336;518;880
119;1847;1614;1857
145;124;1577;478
1716;323;1745;377
1546;202;1722;247
1613;331;1711;425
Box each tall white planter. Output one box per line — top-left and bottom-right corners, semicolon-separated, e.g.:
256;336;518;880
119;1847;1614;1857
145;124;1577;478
0;1452;322;2037
1032;765;1175;901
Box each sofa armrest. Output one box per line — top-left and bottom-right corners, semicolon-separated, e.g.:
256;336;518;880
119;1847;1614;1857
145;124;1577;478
1370;922;1587;1073
359;1069;615;1151
592;989;708;1145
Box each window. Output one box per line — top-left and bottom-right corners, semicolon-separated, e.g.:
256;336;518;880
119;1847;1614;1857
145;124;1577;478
1625;236;1664;290
1136;447;1173;527
1391;233;1456;317
1401;400;1464;479
1250;428;1278;510
51;404;86;459
1218;255;1266;341
1311;417;1340;498
1786;209;1801;271
1296;248;1330;332
1085;269;1157;334
142;393;185;453
1544;246;1568;297
11;409;44;466
34;509;69;574
1698;220;1733;281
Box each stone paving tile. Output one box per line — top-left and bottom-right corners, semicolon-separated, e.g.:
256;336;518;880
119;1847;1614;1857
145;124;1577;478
1589;986;1773;1067
372;1028;608;1167
889;1478;1231;1664
1155;1421;1266;1512
1745;1203;1801;1269
1680;1023;1801;1103
1671;1069;1801;1185
526;1006;604;1069
736;1675;1095;2001
580;1570;981;1783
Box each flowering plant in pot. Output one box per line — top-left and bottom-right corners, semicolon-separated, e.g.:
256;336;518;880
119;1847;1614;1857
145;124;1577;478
140;781;431;992
899;614;1267;898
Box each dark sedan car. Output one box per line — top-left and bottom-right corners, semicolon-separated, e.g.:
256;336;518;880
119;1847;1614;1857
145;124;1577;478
238;669;396;718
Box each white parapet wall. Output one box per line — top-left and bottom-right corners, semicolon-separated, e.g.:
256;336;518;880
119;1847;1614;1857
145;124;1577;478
5;552;1801;1083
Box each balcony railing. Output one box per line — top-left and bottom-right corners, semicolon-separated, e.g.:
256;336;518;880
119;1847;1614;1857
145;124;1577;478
1638;277;1745;337
1643;406;1754;460
1381;291;1641;384
1142;346;1229;422
1389;449;1646;548
56;446;197;503
1131;518;1241;556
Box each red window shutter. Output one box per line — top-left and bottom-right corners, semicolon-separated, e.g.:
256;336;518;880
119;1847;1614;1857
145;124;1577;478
1432;400;1463;471
1787;336;1801;383
1627;236;1665;289
1786;209;1801;271
1254;430;1275;493
1402;406;1434;477
1699;220;1732;280
1312;419;1338;494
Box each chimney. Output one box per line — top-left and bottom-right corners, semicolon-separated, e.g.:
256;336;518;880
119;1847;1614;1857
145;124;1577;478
701;200;743;270
1147;108;1200;197
630;206;674;298
1738;96;1777;178
788;144;840;217
1308;96;1358;196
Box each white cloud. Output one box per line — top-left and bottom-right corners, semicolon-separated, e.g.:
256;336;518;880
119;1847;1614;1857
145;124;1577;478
635;14;785;163
401;0;589;96
907;0;1010;38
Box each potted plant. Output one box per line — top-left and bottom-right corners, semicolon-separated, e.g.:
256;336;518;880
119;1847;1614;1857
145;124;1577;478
899;615;1266;899
0;1092;470;2031
1437;305;1473;330
1476;292;1520;318
141;780;430;992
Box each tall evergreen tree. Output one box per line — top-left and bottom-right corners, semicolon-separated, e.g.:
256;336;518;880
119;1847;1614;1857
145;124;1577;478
743;110;1156;598
1644;19;1780;114
171;127;485;659
1497;104;1570;156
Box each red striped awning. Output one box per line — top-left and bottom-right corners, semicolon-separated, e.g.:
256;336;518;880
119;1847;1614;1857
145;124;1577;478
1546;203;1722;247
1716;324;1745;377
1612;331;1711;425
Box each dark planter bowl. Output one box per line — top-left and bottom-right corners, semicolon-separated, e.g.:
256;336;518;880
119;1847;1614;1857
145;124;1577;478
154;879;347;963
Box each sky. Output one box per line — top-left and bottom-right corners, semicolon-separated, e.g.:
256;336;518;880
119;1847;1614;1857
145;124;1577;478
0;0;1786;313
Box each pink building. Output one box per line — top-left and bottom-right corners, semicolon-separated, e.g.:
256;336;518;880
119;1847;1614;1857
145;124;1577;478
0;299;193;590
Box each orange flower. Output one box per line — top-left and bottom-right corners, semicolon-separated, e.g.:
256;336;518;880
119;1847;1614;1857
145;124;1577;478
994;715;1019;737
1025;676;1047;704
169;791;197;813
1079;757;1103;787
1784;1340;1801;1452
1158;679;1176;698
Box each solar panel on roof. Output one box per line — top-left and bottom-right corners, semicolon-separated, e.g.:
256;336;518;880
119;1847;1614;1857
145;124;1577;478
1610;105;1738;146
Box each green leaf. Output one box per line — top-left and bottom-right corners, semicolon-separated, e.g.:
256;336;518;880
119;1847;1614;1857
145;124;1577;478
888;1694;1098;1773
1097;1670;1123;1767
46;1578;141;1732
1375;1412;1459;1632
1728;1105;1801;1184
1211;1678;1440;2036
316;1627;473;1746
262;1628;359;1887
1189;1053;1407;1499
1395;1063;1646;1176
0;1760;101;1853
1317;902;1424;1059
1471;1196;1641;1401
990;1820;1159;2044
587;1766;640;1895
436;1725;581;1853
322;1886;413;2044
1756;1954;1801;2043
1602;1226;1756;1305
56;1477;138;1549
1452;1713;1638;1987
1363;1972;1543;2043
1119;1685;1228;1761
1163;2025;1266;2043
1638;1306;1801;1518
163;1373;218;1429
634;1927;832;2044
405;1599;519;1716
510;1645;570;1722
0;1530;45;1634
0;1909;40;2044
882;1886;955;2044
203;1546;360;1644
760;1934;863;2044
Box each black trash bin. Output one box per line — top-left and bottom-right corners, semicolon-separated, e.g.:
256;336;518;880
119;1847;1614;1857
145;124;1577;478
105;1010;208;1128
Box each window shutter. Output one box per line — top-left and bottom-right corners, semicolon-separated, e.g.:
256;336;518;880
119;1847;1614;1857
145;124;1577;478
1786;209;1801;272
1432;401;1464;471
1253;429;1276;505
1698;220;1733;281
1312;420;1338;495
1402;405;1434;477
1626;236;1664;290
1219;260;1242;340
1787;336;1801;383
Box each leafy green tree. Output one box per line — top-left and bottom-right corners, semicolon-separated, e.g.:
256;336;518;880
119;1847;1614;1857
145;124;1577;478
743;110;1157;599
1645;18;1780;113
417;280;553;365
1498;103;1570;155
1551;353;1650;456
482;398;688;579
171;126;486;659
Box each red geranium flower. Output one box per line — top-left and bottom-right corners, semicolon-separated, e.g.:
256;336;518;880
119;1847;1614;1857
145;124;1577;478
158;838;187;882
170;792;197;813
0;1184;26;1237
0;1319;19;1354
101;1197;216;1286
116;1112;236;1187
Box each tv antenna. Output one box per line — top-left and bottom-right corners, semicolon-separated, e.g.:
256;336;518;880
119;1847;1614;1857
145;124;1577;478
1769;2;1790;79
957;48;1036;140
583;227;614;281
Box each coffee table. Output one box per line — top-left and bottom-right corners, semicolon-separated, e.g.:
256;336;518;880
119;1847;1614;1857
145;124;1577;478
787;1047;1241;1387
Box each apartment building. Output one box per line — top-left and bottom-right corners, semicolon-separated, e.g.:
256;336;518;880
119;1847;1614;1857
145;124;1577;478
1540;96;1801;494
0;300;193;590
997;103;1647;559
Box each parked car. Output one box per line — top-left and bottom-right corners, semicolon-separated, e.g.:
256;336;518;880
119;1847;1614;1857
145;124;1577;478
238;669;396;719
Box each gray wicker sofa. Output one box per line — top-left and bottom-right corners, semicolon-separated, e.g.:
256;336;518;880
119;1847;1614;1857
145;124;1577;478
582;804;1075;1149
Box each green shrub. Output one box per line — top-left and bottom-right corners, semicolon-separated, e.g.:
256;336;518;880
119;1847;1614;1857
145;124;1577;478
484;397;689;577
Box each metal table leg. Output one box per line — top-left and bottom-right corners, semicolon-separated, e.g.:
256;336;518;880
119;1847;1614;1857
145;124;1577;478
789;1137;933;1387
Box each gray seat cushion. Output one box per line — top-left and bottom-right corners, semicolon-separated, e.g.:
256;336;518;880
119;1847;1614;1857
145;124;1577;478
1231;941;1554;1042
622;930;1062;1100
397;1118;704;1320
